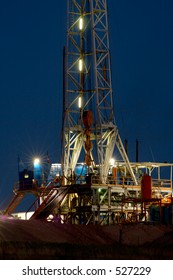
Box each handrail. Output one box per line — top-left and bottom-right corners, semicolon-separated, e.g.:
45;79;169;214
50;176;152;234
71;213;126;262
25;197;39;220
25;180;55;219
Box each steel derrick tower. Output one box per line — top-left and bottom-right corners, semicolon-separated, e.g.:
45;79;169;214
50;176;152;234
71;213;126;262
62;0;137;185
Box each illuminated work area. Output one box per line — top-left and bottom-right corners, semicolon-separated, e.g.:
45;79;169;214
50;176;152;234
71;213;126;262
3;0;173;225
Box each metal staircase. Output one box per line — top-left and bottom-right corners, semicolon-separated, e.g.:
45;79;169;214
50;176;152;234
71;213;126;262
30;187;69;220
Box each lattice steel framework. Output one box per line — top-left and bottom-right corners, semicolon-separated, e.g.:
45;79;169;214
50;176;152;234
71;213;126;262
62;0;137;184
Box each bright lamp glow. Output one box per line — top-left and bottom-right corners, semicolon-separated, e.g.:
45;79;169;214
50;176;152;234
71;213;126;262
78;96;82;108
34;158;40;165
47;214;54;222
79;17;84;30
109;158;115;166
79;59;83;72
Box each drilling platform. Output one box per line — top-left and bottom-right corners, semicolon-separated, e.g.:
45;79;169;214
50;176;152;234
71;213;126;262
3;0;173;224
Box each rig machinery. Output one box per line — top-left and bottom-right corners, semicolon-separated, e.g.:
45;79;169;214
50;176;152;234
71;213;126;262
3;0;173;224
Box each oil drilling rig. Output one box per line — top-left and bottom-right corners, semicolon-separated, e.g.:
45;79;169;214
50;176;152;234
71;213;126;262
3;0;173;224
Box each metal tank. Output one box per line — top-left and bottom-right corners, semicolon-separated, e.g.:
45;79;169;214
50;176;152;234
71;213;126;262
141;173;152;199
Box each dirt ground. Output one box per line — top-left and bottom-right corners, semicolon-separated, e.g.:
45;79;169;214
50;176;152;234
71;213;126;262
0;216;173;259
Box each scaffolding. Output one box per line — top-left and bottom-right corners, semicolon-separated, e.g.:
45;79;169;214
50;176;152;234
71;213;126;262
3;161;173;224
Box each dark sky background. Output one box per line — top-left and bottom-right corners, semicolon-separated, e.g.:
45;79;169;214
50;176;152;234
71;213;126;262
0;0;173;206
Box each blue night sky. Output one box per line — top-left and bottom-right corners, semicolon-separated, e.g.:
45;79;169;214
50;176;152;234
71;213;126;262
0;0;173;205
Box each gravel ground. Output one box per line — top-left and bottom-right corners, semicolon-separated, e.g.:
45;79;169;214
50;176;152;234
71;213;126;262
0;216;173;259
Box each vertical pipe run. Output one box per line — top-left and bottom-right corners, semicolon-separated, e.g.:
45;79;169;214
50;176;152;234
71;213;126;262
92;189;96;225
108;187;111;225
